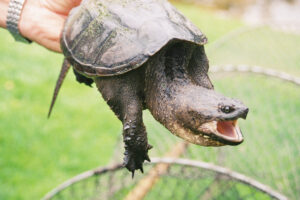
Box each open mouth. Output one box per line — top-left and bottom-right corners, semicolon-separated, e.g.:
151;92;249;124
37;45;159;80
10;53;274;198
198;119;243;145
216;120;243;145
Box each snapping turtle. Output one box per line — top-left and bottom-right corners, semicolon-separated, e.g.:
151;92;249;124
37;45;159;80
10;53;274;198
49;0;249;175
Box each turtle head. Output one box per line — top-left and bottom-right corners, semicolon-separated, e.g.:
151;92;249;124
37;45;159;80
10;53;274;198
170;85;249;146
145;42;249;146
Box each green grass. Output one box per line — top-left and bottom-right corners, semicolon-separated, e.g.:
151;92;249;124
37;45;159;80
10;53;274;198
0;2;299;200
207;26;300;76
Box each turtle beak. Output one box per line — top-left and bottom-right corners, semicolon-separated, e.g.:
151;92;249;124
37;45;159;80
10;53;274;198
241;108;249;119
198;106;249;145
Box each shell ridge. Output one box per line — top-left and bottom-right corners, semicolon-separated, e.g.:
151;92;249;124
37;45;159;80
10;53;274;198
91;10;139;67
93;30;117;66
108;9;133;31
68;6;94;51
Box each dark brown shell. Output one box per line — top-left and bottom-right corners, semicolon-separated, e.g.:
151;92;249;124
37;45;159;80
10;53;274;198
62;0;208;77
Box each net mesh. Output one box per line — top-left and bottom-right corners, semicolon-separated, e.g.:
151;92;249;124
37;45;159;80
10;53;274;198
44;159;285;200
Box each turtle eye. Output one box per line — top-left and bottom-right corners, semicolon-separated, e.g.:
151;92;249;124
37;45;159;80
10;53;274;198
221;105;235;114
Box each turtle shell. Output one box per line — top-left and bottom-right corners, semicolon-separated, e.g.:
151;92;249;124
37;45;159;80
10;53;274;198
62;0;208;77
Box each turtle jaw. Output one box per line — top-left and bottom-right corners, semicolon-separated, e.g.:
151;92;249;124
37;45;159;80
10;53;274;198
170;118;244;146
197;119;244;146
168;92;249;146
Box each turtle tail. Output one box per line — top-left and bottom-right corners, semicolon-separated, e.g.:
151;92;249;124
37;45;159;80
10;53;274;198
48;59;71;118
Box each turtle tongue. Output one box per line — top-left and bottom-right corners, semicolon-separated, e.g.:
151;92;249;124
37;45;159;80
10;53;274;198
217;120;237;138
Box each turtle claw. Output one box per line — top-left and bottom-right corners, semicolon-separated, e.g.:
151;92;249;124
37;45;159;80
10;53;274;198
145;154;151;162
123;146;151;177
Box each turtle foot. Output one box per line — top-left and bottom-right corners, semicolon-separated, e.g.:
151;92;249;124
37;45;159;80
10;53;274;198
123;145;152;177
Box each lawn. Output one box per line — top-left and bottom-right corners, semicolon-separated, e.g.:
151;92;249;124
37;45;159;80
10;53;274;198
0;2;299;200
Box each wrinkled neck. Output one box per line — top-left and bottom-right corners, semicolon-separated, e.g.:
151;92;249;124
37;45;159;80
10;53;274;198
144;48;190;125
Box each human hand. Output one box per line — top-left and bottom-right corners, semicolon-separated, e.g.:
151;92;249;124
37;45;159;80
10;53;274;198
19;0;82;52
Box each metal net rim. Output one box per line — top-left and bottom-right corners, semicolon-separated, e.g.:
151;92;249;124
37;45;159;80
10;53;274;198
42;158;288;200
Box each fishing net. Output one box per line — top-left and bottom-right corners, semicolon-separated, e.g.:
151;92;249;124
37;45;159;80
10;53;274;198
42;158;286;200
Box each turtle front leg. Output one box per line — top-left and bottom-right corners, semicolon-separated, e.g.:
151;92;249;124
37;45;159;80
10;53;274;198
94;71;151;176
122;101;152;176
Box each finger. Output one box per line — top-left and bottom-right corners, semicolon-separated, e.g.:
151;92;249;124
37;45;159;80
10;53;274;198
41;0;82;15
